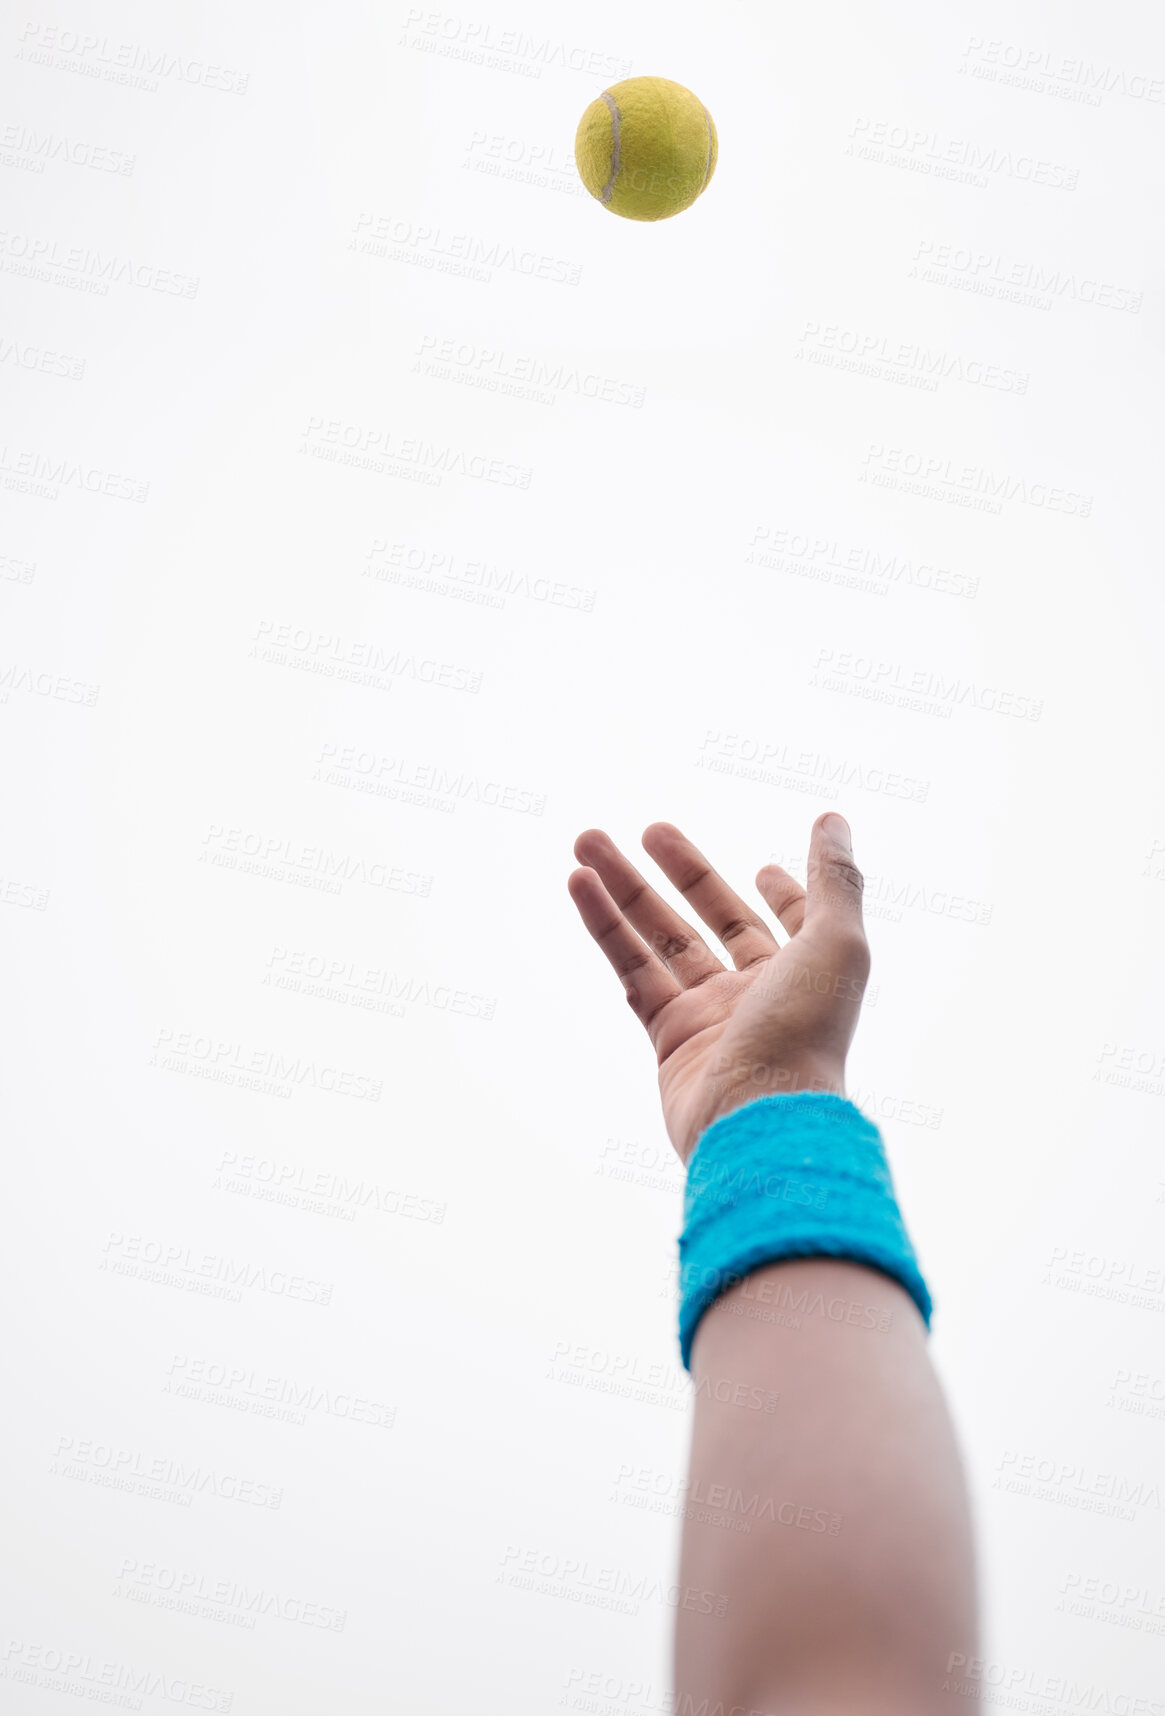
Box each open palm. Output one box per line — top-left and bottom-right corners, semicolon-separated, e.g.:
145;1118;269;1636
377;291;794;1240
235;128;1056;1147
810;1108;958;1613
568;814;871;1163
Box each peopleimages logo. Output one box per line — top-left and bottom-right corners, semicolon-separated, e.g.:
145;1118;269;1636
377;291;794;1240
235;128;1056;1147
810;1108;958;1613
0;445;148;501
397;9;632;80
114;1557;347;1632
16;23;250;94
697;730;930;804
150;1028;383;1102
0;336;86;379
811;647;1043;722
0;1640;235;1709
0;228;198;296
910;240;1143;313
165;1356;396;1429
366;538;597;613
350;212;580;290
51;1435;283;1509
861;443;1092;516
943;1653;1164;1714
100;1232;334;1305
300;412;534;488
746;524;979;600
848;117;1079;189
959;36;1165;106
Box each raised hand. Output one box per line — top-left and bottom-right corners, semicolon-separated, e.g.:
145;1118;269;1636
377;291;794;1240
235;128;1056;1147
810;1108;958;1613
567;813;871;1163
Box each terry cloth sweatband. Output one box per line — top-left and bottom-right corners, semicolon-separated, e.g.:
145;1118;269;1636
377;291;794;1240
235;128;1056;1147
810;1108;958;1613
678;1091;932;1372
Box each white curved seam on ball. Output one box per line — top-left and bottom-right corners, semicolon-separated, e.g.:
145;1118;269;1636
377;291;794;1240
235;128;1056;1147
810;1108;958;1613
600;91;621;204
699;111;714;190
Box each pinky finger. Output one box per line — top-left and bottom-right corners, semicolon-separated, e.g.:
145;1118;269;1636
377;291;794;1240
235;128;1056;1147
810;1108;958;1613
568;866;683;1036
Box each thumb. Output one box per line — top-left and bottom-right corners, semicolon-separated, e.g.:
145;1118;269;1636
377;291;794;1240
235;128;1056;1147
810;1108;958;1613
805;812;867;939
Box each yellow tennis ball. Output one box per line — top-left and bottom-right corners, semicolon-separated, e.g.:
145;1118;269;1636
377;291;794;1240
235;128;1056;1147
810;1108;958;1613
574;76;718;221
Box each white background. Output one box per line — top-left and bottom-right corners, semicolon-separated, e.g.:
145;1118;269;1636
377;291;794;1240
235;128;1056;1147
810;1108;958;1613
2;2;1164;1711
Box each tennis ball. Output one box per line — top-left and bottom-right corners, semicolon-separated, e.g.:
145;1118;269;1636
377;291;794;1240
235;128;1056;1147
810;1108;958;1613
574;76;718;221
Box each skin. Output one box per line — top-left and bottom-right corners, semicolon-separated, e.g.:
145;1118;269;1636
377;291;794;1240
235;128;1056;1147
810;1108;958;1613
568;813;979;1714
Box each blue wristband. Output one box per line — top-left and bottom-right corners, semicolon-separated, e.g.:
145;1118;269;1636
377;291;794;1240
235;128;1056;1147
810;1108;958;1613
678;1091;932;1371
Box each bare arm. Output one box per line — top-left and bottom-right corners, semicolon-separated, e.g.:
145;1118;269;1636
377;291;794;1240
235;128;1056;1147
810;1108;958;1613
679;1257;977;1713
568;814;978;1714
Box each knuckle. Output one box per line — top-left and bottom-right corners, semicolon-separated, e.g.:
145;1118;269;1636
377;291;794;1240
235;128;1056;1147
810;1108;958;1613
718;915;760;945
641;992;675;1032
829;855;865;895
677;860;712;897
652;930;693;962
840;928;872;975
824;920;869;969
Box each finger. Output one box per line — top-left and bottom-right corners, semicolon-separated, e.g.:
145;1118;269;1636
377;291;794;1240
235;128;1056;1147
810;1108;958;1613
640;822;780;971
805;813;866;936
755;864;808;936
567;866;683;1037
574;828;724;988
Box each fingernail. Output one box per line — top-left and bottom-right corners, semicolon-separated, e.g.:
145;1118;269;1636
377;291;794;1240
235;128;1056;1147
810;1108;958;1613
823;814;851;850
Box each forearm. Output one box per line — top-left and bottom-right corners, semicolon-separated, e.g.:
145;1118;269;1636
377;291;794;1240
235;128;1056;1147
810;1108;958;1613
567;814;979;1710
675;1257;979;1715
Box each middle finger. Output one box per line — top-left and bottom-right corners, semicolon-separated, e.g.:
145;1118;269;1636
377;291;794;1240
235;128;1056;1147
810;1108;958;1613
573;827;725;989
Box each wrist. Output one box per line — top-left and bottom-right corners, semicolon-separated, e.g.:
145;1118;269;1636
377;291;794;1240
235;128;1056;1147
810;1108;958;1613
677;1088;932;1372
703;1054;847;1135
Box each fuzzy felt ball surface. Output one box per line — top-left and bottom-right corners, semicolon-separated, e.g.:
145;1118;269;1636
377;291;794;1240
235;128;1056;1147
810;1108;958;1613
574;76;718;221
